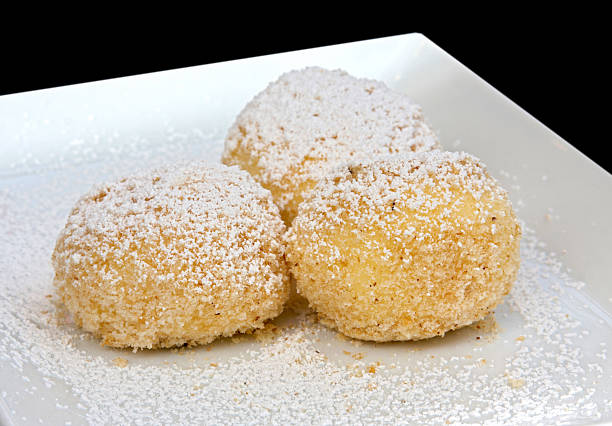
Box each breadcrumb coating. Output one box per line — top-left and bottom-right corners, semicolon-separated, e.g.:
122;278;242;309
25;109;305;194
222;67;440;223
286;151;521;341
52;162;290;349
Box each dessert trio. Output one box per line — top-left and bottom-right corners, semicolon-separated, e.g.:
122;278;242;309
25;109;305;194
52;67;521;349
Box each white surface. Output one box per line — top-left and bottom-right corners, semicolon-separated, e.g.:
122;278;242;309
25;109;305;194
1;34;611;425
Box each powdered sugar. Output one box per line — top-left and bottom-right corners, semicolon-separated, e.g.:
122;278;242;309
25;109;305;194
290;151;508;243
53;161;285;296
222;67;441;214
1;139;611;424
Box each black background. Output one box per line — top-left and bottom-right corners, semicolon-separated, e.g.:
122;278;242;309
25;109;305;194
1;24;607;173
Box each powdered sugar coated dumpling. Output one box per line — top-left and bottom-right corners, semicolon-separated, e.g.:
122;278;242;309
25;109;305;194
52;162;290;349
286;151;521;341
222;67;441;224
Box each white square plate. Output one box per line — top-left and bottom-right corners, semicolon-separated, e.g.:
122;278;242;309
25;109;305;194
1;34;611;425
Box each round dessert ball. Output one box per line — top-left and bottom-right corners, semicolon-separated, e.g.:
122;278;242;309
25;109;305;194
222;67;440;224
52;162;290;349
286;151;521;342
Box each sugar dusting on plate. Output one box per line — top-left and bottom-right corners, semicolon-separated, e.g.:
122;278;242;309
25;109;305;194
0;138;611;425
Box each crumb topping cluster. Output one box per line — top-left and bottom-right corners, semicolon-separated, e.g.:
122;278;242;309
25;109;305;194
286;151;520;341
